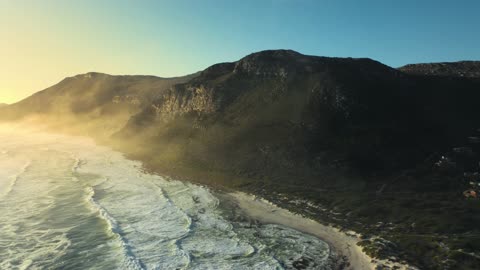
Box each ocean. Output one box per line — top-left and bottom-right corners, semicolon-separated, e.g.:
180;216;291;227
0;126;332;270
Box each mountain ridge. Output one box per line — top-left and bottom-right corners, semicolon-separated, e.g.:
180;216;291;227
2;50;480;269
399;61;480;78
0;72;199;134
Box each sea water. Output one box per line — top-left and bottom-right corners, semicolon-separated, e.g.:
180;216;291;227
0;125;332;270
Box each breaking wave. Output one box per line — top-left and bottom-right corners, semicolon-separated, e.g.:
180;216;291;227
0;126;334;270
0;160;31;199
85;186;145;270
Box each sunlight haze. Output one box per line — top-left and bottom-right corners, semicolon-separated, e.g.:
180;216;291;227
2;1;480;269
1;0;479;103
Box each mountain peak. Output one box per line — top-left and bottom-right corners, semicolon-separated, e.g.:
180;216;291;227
233;49;319;77
236;49;308;66
241;49;304;59
71;72;110;79
231;49;397;79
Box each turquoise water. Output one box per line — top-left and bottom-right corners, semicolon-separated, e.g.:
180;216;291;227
0;126;332;269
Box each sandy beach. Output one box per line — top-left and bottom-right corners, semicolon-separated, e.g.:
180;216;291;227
226;192;416;270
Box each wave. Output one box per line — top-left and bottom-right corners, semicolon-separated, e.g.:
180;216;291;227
0;229;72;270
1;160;31;199
151;181;193;269
71;156;89;173
158;180;264;268
72;157;81;172
84;186;145;270
151;180;194;231
0;129;332;269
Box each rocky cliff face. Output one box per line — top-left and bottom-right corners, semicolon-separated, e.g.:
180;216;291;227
118;51;480;179
135;50;409;124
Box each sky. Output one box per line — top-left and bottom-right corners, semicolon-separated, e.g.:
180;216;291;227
1;0;479;104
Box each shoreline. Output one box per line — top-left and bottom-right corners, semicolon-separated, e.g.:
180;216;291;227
224;191;372;270
2;123;417;269
224;191;415;270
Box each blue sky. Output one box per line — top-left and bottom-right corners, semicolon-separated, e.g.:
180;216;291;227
1;0;479;102
77;0;479;67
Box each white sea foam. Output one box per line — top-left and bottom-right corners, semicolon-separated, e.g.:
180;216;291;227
85;186;145;270
0;159;30;199
0;125;333;270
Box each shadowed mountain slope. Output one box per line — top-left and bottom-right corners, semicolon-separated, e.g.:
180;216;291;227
121;50;480;177
399;61;480;78
116;51;480;269
2;50;480;269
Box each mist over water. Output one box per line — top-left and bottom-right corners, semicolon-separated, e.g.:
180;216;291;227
0;125;332;270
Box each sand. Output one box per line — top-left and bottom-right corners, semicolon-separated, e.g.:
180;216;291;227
226;191;417;270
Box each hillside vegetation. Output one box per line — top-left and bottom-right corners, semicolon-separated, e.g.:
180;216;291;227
2;50;480;269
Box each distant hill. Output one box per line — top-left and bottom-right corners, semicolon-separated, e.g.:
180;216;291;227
1;72;198;135
0;103;7;108
399;61;480;78
2;50;480;269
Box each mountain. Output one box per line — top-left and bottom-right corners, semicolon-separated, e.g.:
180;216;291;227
1;72;198;135
121;50;479;177
2;50;480;269
123;50;410;173
399;61;480;78
0;103;7;107
117;51;480;269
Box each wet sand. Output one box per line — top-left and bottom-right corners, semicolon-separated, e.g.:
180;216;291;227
226;192;375;270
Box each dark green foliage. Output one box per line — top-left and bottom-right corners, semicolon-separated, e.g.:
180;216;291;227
2;50;480;269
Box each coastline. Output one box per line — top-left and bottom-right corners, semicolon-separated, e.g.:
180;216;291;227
1;123;418;269
224;191;416;270
224;192;371;270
